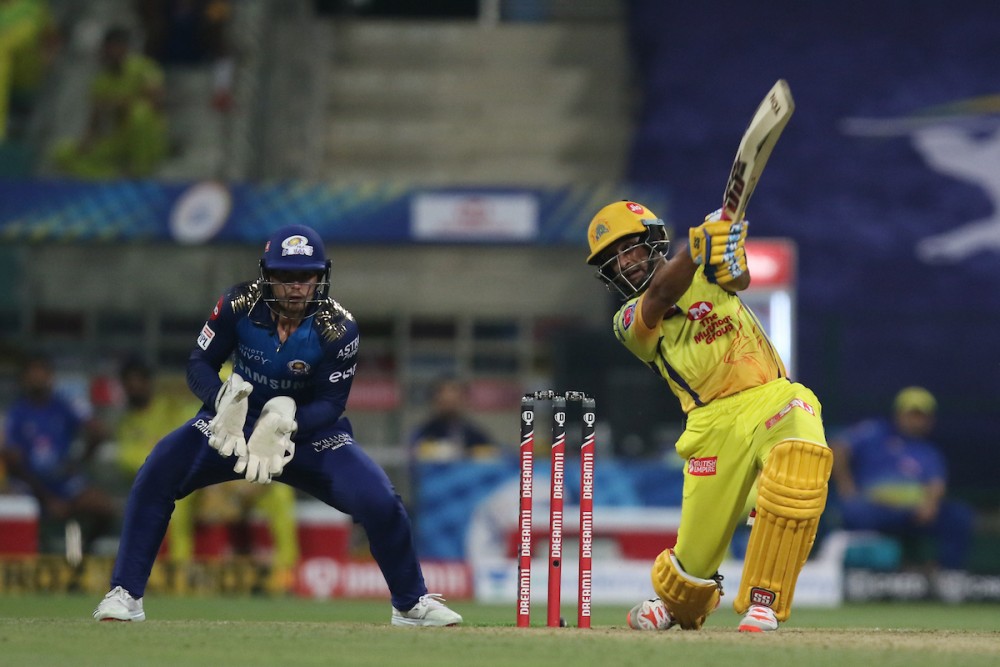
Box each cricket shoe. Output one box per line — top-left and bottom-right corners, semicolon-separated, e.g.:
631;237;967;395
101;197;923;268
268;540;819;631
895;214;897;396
626;598;675;630
737;604;778;632
391;593;463;627
93;586;146;622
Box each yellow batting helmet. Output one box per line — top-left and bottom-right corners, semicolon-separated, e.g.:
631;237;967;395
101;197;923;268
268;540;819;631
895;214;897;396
586;201;666;265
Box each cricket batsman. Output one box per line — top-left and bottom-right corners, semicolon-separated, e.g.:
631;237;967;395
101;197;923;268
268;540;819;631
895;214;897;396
585;201;832;632
93;224;462;626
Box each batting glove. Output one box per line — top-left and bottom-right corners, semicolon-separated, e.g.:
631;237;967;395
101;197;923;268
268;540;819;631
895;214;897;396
704;245;748;287
689;209;748;264
689;209;748;287
235;396;297;484
207;372;253;458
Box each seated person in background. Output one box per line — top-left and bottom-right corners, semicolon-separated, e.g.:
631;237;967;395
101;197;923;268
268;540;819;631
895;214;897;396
409;375;497;462
1;353;117;553
115;358;298;590
51;25;167;179
830;386;975;572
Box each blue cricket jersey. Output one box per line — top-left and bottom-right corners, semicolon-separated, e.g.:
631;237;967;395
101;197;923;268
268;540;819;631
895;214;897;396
3;394;86;497
836;418;946;508
186;280;360;437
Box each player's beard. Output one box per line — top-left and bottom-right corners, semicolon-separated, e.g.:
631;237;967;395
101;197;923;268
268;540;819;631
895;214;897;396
614;253;657;295
277;298;308;320
273;287;315;321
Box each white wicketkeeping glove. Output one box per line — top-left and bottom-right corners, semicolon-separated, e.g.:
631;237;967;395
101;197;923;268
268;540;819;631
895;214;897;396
207;372;253;458
235;396;297;484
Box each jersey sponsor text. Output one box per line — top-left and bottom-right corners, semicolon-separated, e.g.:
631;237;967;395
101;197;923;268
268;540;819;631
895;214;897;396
688;457;718;476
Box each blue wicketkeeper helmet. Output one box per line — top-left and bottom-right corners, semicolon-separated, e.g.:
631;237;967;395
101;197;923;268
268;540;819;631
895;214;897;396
258;224;332;310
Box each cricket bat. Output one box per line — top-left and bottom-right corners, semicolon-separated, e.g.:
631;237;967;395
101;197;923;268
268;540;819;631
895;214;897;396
720;79;795;222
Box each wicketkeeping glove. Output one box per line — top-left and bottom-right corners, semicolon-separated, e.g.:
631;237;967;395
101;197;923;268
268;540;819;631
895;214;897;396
235;396;297;484
207;372;253;457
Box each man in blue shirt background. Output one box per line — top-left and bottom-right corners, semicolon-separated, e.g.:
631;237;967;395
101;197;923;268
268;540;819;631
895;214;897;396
830;386;975;572
2;353;118;553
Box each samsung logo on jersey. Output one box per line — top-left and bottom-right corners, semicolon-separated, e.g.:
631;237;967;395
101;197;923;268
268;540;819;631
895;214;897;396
237;368;310;391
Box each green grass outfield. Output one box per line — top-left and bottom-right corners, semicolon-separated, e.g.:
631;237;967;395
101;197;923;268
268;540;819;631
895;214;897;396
0;595;997;667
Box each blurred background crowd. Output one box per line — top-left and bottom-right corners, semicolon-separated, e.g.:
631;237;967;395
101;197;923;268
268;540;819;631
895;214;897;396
1;0;999;601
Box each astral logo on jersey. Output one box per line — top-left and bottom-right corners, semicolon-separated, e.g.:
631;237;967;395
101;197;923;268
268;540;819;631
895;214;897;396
287;359;311;375
688;457;717;476
764;398;815;429
281;235;315;257
622;303;636;329
687;301;713;320
197;324;215;350
337;336;359;359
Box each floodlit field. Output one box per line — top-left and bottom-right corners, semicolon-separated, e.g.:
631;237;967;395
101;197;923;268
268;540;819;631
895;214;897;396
1;595;998;667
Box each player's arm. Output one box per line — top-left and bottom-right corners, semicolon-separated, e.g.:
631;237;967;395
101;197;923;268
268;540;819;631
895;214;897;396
293;320;360;434
915;478;945;524
829;437;857;498
72;415;110;469
915;448;948;523
638;245;698;328
186;290;242;408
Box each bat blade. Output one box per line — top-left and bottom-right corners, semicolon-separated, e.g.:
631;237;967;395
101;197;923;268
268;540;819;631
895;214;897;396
720;79;795;222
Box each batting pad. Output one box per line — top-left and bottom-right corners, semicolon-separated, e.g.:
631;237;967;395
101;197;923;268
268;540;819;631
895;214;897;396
735;439;833;622
651;549;722;630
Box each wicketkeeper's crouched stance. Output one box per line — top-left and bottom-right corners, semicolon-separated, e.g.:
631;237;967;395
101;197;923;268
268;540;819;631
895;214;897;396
93;224;462;627
585;201;832;632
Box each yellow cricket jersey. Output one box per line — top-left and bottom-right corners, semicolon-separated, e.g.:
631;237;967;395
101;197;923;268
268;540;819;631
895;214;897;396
613;267;786;413
91;53;165;106
116;394;198;476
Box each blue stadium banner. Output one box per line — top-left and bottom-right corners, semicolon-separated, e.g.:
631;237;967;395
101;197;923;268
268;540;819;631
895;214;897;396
0;179;668;245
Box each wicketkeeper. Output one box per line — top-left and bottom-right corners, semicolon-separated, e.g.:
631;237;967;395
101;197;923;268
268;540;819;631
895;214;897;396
94;224;462;627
